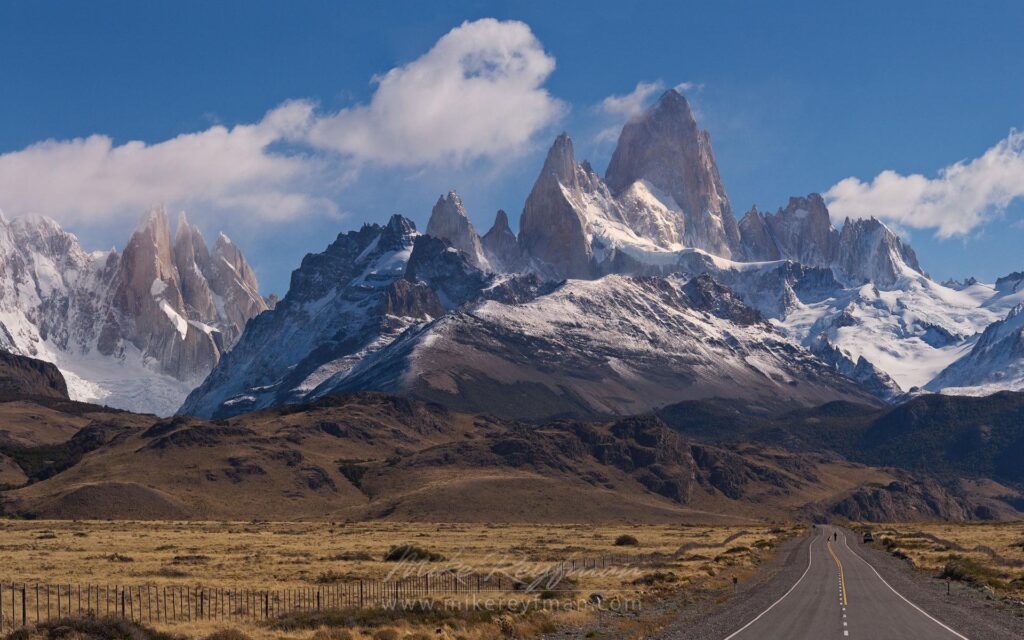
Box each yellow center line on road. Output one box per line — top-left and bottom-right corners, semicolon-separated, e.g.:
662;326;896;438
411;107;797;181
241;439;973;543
827;539;848;607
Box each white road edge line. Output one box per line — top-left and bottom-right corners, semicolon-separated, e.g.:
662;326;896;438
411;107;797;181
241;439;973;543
722;531;818;640
840;530;970;640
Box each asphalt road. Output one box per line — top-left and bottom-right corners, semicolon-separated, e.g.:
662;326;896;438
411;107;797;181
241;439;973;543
723;525;971;640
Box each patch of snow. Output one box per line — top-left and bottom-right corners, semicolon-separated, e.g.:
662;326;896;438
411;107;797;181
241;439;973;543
150;278;168;297
159;300;189;340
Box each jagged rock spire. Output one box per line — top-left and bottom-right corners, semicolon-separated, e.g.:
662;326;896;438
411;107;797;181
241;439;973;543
482;209;521;272
518;133;593;279
605;89;741;258
425;191;490;270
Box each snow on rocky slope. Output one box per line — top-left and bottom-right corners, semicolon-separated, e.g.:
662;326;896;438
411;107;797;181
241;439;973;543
0;207;266;414
927;303;1024;395
315;273;878;418
181;88;1024;417
179;215;454;418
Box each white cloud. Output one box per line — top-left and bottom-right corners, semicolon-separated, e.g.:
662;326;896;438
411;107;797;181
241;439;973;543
825;130;1024;237
304;18;564;166
599;81;665;119
594;80;704;142
673;81;703;93
0;101;332;225
0;19;563;225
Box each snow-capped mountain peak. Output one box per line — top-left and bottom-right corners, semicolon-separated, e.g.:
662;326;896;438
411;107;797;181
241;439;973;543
0;208;267;414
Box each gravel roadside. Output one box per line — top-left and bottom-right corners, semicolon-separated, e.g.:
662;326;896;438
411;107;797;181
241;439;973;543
652;532;813;640
839;527;1024;640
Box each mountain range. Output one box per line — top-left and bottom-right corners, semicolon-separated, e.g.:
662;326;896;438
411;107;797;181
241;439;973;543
0;207;268;414
2;88;1024;421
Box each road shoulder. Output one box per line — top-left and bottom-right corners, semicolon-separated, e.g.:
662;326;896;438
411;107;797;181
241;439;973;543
840;527;1024;640
652;531;814;640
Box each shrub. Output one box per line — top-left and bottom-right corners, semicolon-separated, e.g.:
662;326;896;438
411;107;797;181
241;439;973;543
311;629;354;640
939;557;1005;588
202;630;251;640
153;567;190;578
5;616;182;640
614;534;639;547
632;571;678;586
270;603;501;632
372;630;399;640
382;544;445;562
313;570;347;584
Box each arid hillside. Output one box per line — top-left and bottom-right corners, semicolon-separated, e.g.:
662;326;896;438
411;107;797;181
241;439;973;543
2;390;1022;523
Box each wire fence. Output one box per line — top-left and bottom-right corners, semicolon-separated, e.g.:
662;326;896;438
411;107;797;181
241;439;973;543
0;575;503;632
0;551;670;632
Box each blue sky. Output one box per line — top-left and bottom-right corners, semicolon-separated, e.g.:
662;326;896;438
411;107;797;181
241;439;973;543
1;1;1022;294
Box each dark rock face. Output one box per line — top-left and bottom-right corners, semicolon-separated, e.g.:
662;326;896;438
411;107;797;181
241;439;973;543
834;217;923;288
518;134;595;279
404;235;491;308
738;205;780;261
481;210;521;272
829;479;992;522
180;215;426;418
737;194;923;290
378;280;445;319
809;335;903;402
0;350;69;399
681;274;765;327
605;89;741;258
741;194;837;266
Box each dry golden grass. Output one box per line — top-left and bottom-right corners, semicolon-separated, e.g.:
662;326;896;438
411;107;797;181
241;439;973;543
862;522;1024;597
0;519;798;639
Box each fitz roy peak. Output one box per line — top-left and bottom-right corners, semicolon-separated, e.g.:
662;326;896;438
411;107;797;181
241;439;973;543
0;208;266;415
6;89;1018;418
179;87;1024;418
605;88;741;258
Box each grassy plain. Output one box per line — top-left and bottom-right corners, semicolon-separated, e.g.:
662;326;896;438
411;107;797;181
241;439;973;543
0;520;796;639
861;522;1024;599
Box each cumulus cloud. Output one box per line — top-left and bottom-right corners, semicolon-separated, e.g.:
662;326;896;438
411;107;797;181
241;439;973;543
304;18;564;166
599;81;665;119
0;18;562;225
825;130;1024;237
594;80;703;142
0;100;334;225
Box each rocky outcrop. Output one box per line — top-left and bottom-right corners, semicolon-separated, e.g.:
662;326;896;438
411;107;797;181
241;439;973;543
481;210;521;272
829;479;994;522
180;215;437;419
809;335;903;402
738;194;922;290
0;350;69;399
834;217;922;288
737;206;780;261
405;235;490;308
927;304;1024;394
425;191;490;271
605;89;741;258
741;195;837;266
